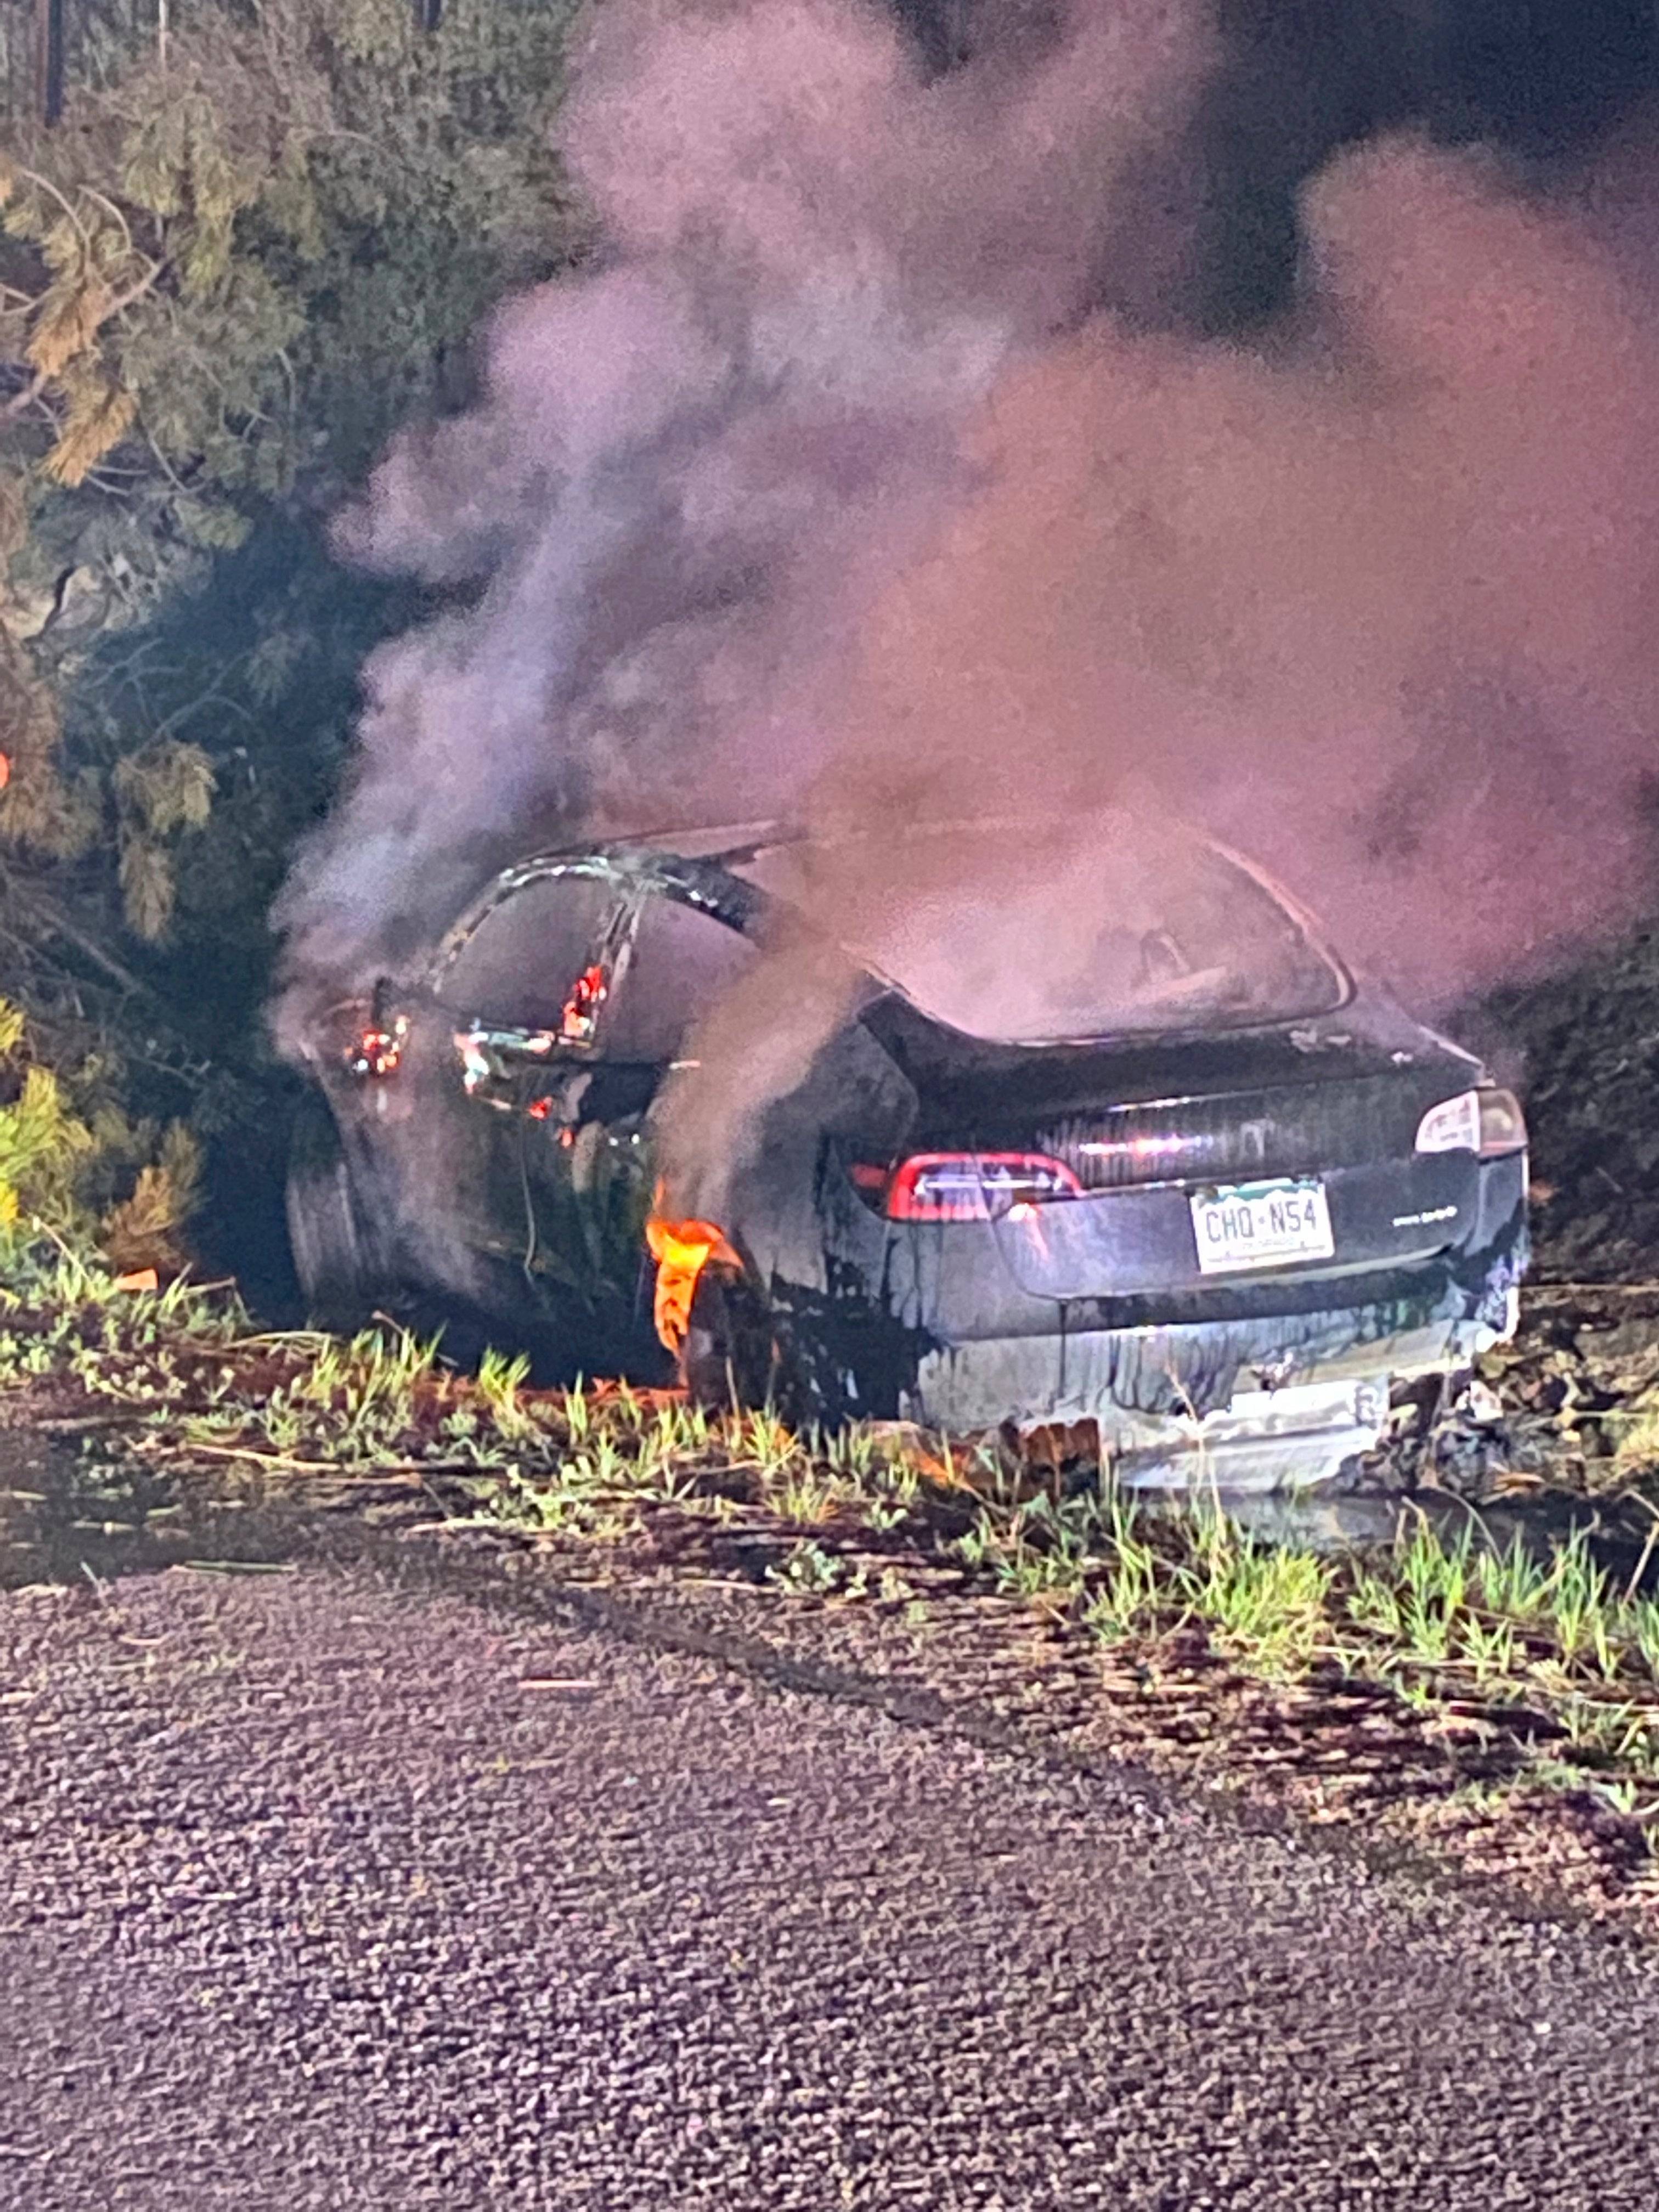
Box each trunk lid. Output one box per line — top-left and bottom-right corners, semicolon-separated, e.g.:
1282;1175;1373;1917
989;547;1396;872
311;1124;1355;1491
864;994;1493;1303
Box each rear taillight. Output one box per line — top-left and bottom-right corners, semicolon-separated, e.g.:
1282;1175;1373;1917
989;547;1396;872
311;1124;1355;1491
863;1152;1084;1222
1414;1087;1527;1159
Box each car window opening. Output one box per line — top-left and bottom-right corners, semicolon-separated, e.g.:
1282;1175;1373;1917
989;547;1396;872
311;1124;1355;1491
435;871;620;1032
599;893;758;1065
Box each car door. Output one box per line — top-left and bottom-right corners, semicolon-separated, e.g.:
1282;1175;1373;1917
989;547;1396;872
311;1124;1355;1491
517;884;759;1325
428;865;631;1291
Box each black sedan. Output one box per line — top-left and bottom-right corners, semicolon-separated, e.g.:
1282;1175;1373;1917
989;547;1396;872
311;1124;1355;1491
286;816;1528;1490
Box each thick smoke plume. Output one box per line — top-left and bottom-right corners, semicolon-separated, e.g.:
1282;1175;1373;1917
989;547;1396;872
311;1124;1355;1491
278;0;1659;1223
277;0;1209;992
831;133;1659;1012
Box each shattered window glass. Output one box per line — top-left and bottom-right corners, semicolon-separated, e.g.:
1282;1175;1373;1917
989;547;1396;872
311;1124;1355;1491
602;893;757;1064
433;872;619;1030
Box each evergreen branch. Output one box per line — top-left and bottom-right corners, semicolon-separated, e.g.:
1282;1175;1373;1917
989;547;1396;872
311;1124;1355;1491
7;884;156;1002
8;166;93;256
72;186;139;261
1;367;48;421
2;253;169;424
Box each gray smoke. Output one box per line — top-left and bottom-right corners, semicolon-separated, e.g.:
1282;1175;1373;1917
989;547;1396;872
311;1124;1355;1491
275;0;1211;1014
277;0;1659;1226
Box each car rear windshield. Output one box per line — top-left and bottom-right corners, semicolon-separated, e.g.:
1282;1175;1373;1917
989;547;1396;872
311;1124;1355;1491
737;814;1347;1043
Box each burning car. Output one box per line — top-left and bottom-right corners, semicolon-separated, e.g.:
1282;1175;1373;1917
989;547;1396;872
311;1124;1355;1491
286;814;1527;1490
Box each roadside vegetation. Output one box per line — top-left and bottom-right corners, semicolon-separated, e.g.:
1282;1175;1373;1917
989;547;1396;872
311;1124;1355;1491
1;0;590;1263
7;1246;1659;1885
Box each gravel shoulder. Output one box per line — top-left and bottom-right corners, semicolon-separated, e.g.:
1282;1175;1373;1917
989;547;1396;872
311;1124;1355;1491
5;1559;1659;2210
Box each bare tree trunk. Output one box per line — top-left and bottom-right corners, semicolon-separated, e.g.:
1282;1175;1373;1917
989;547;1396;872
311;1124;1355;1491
38;0;64;128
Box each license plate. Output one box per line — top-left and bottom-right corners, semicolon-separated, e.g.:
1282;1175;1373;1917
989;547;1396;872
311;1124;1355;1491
1190;1177;1334;1275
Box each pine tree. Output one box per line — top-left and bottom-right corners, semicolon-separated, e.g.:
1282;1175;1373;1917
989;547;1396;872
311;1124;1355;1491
0;0;588;1263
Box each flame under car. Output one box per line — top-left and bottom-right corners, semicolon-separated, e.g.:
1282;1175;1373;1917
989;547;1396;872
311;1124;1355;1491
286;814;1527;1492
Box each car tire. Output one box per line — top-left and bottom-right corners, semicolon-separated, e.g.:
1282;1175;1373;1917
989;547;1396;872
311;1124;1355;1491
285;1098;392;1330
680;1269;788;1415
679;1269;848;1427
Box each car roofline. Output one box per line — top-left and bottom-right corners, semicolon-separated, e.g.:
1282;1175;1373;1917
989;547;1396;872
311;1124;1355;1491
583;820;800;865
424;811;1357;1029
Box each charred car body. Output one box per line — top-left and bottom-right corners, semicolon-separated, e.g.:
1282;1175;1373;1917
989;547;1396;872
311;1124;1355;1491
287;815;1528;1489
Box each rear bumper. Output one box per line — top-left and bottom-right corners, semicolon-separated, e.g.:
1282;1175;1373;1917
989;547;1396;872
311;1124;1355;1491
900;1236;1523;1492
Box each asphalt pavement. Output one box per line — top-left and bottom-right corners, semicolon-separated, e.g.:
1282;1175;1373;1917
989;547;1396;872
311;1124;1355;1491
4;1560;1658;2209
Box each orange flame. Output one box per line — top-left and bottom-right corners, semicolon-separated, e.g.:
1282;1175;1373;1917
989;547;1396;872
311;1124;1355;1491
644;1210;740;1356
560;962;607;1043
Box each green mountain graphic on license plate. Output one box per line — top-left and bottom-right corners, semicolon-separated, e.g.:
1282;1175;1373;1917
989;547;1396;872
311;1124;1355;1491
1189;1177;1334;1275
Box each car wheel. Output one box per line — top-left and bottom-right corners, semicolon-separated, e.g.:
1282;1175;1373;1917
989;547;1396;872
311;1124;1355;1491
681;1269;789;1415
679;1269;848;1427
285;1097;392;1329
